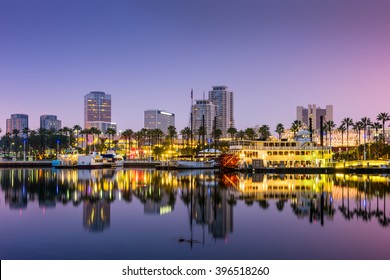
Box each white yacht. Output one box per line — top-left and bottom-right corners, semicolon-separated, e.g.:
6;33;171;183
171;159;216;169
101;150;124;167
52;148;79;167
77;152;104;169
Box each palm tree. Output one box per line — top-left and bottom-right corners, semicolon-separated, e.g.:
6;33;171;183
140;128;148;146
98;137;107;152
122;129;134;156
12;129;20;156
337;124;346;147
275;123;284;140
134;131;143;157
37;128;48;158
180;127;191;146
342;117;354;150
153;128;164;145
73;125;82;148
197;126;206;147
325;120;336;147
227;127;237;140
211;128;222;142
377;112;390;145
372;122;382;143
360;117;372;143
290;120;302;138
361;117;372;160
89;127;100;151
236;130;246;140
105;127;116;150
167;125;177;146
4;132;11;155
211;128;222;151
258;125;271;140
134;128;148;158
244;128;256;140
62;126;71;148
354;121;363;148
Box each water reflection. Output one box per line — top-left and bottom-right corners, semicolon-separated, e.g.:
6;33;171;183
1;169;390;235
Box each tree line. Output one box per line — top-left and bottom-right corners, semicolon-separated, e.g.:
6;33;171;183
1;112;389;160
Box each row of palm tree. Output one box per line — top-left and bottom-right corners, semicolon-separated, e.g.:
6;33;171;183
285;112;390;149
1;112;389;159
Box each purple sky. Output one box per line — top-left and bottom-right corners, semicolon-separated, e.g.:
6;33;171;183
1;0;390;134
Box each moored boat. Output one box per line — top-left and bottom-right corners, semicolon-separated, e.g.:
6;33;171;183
101;150;124;168
171;159;216;169
52;148;79;168
77;152;104;169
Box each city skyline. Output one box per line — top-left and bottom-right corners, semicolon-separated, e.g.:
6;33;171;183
1;0;390;133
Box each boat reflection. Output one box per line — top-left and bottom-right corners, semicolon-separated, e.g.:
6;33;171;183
1;169;390;237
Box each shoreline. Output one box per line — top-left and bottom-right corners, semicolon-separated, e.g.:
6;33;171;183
1;160;389;174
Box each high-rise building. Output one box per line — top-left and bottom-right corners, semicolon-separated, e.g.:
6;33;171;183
6;114;29;135
192;99;217;139
208;86;234;137
296;104;333;131
40;115;62;130
84;91;117;132
144;109;175;134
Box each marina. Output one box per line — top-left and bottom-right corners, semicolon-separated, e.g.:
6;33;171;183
1;159;390;174
1;167;390;260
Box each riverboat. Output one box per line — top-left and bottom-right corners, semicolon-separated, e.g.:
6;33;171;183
228;138;332;169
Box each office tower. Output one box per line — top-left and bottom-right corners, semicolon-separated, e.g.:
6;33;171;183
40;115;62;130
192;99;217;140
208;86;234;137
6;114;29;135
296;104;333;130
84;91;117;132
144;109;175;134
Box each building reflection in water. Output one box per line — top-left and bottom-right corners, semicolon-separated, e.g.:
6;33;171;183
132;169;177;215
223;173;336;226
1;168;390;235
83;200;110;232
179;170;234;241
335;174;390;227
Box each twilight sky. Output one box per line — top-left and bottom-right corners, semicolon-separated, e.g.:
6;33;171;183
1;0;389;134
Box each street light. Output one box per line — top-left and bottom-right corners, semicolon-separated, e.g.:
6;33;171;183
23;139;26;161
56;140;60;158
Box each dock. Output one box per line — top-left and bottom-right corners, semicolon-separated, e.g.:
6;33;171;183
0;160;52;168
123;160;161;168
233;167;390;174
1;160;389;174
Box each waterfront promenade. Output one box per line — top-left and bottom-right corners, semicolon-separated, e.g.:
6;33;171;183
0;159;161;168
1;159;389;174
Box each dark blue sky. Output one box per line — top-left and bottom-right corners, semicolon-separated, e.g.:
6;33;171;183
1;0;390;133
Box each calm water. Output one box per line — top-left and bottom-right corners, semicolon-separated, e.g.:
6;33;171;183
1;168;390;260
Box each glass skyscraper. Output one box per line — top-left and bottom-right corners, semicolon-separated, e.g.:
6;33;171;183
84;91;116;132
208;86;234;138
6;114;29;135
40;115;62;130
144;109;175;134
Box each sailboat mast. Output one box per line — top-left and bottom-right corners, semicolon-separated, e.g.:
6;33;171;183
190;89;193;155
